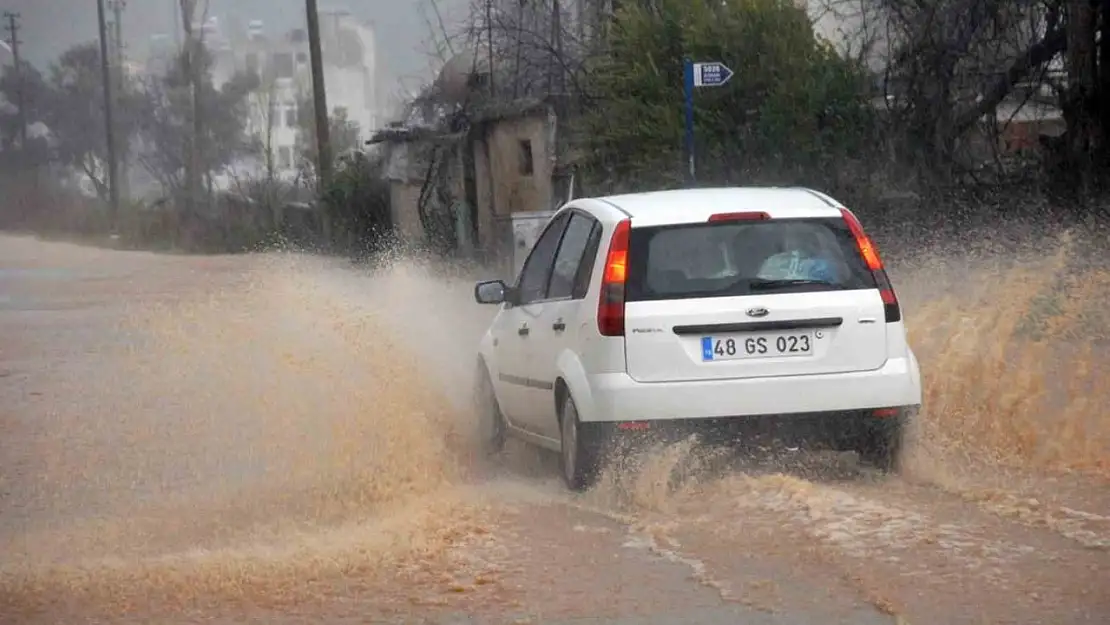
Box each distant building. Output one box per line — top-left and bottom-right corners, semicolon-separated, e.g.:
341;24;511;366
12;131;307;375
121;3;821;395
137;10;380;188
212;10;381;183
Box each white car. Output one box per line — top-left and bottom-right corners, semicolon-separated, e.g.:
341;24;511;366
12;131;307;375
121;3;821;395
472;187;922;490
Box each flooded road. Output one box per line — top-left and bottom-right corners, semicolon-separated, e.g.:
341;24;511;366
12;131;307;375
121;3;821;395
1;234;1107;624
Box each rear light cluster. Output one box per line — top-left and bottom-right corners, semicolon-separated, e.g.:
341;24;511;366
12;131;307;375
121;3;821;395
597;219;631;336
840;208;902;323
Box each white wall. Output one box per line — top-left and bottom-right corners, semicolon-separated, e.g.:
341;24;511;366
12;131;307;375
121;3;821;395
207;11;381;186
806;0;889;72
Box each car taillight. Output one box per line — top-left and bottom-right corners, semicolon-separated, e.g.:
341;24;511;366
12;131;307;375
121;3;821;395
597;218;631;336
840;208;901;323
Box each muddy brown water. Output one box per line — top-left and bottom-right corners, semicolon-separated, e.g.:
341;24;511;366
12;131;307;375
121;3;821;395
0;233;1107;624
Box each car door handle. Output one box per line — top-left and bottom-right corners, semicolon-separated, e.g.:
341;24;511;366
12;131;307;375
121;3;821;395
552;320;566;332
518;325;530;336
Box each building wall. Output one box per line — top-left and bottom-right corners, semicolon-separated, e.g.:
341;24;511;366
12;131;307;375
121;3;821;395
199;12;380;185
390;181;424;243
468;108;556;257
473;110;555;217
320;10;379;135
805;0;889;72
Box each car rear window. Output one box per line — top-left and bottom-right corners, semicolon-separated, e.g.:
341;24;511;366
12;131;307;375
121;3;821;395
626;217;877;301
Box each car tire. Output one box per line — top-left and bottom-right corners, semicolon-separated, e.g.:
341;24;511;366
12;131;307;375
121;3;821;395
857;419;904;473
559;394;602;492
473;363;507;456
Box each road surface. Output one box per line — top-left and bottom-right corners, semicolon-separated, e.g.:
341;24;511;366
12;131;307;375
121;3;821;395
0;234;1107;624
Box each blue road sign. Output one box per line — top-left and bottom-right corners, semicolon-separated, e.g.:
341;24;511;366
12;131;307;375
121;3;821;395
683;59;736;185
692;62;734;88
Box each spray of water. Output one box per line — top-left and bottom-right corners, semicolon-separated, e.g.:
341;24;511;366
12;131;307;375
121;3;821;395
1;229;1108;621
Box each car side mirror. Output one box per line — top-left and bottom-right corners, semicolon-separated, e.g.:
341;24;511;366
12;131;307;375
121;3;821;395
474;280;509;305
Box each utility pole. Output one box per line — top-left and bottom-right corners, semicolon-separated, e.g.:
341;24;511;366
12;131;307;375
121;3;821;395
179;0;203;216
3;12;26;150
305;0;332;193
108;0;129;203
96;0;120;229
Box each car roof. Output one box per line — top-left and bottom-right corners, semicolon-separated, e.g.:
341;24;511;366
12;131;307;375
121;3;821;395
579;187;846;227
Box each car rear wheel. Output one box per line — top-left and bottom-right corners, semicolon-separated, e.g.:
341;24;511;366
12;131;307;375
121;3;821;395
856;419;905;473
473;363;506;456
559;394;601;492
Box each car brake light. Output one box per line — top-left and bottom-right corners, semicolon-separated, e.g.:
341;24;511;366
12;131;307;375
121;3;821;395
708;211;771;222
598;218;631;336
840;208;901;323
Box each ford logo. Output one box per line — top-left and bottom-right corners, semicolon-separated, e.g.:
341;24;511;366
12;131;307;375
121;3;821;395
746;307;769;318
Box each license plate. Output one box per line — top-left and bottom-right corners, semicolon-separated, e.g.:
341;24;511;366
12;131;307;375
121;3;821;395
701;332;814;361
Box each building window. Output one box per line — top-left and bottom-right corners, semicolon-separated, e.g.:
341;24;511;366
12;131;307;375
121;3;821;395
296;52;308;64
245;52;259;74
518;139;534;176
284;105;298;128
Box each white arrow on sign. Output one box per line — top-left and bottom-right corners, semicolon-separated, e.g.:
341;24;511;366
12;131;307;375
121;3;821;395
692;62;734;88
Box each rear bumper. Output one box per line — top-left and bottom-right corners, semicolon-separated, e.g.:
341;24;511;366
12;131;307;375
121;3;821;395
586;408;913;449
580;355;921;424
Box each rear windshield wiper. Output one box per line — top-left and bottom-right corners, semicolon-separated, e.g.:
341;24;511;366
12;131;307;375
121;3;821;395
749;278;843;291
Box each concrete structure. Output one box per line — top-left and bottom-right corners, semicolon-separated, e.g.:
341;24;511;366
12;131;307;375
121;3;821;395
380;101;562;270
374;39;568;270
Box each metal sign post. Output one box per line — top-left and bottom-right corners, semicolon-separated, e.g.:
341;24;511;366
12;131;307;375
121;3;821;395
683;59;734;185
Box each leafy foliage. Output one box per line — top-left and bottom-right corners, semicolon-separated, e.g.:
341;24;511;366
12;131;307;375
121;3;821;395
578;0;875;189
40;43;146;197
134;46;260;197
0;61;49;149
293;93;363;186
321;150;393;257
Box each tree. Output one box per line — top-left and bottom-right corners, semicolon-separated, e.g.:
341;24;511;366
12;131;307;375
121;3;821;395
133;46;259;200
579;0;874;189
38;42;144;199
246;73;282;183
294;92;361;187
0;60;49;153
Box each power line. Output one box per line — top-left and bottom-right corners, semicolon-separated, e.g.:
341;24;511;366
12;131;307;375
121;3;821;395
3;11;27;149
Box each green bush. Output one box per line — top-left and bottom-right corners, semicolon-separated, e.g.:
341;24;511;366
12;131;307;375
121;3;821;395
321;151;393;258
579;0;875;189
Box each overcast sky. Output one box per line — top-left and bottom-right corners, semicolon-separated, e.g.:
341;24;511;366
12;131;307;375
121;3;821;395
1;0;471;90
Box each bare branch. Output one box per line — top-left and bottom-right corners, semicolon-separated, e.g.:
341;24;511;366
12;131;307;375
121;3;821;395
953;26;1067;133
